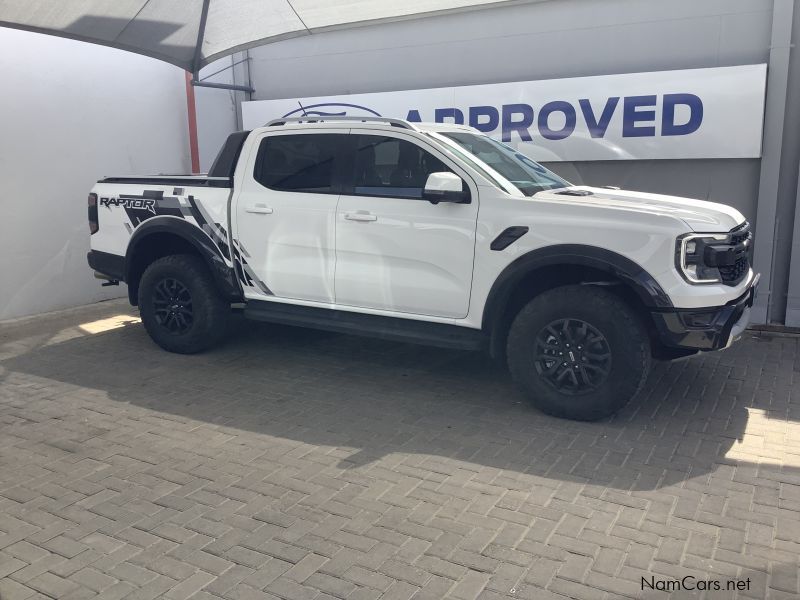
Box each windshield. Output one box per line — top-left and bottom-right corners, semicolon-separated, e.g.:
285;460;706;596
439;132;569;196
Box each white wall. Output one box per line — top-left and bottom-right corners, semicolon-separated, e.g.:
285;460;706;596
0;28;190;320
195;81;238;171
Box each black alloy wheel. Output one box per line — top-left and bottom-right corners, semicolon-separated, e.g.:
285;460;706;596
506;285;651;421
534;318;612;394
152;277;194;334
138;254;230;353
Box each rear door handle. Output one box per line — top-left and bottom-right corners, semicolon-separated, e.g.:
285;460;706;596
246;203;273;214
345;212;377;222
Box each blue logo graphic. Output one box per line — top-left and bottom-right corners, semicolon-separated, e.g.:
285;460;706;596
283;102;382;118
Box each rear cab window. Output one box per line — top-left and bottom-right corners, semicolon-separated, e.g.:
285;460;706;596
253;133;344;194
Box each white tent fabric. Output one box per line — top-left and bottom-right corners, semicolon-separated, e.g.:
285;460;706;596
0;0;537;72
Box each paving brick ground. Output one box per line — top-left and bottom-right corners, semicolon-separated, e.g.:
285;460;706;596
1;299;799;600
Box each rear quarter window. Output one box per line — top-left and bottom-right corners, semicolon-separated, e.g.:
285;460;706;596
254;134;342;194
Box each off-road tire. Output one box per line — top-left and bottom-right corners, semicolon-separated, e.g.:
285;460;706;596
138;254;229;354
506;285;651;421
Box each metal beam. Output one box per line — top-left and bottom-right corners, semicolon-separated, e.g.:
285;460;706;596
192;0;211;76
751;0;795;324
232;51;253;129
785;145;800;327
190;79;255;93
198;57;251;82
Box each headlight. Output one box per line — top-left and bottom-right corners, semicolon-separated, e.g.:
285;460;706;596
676;233;728;284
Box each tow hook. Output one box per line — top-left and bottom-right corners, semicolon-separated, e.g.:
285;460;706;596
94;272;120;286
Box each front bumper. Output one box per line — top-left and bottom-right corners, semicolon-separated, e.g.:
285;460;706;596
651;273;759;351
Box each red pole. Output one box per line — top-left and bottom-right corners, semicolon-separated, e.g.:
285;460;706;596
185;71;201;174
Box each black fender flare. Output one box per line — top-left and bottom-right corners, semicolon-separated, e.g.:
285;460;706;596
125;217;242;304
482;244;673;332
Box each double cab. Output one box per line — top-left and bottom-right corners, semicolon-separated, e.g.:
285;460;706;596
88;116;758;420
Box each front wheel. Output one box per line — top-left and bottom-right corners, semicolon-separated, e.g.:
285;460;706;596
506;285;651;421
138;254;229;354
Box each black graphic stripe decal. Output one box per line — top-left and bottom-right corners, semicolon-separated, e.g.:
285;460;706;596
103;187;272;294
102;189;232;265
232;238;272;295
187;195;231;260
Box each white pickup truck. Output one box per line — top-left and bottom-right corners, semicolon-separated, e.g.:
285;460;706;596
87;116;758;420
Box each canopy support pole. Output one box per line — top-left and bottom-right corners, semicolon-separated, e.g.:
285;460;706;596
184;72;201;173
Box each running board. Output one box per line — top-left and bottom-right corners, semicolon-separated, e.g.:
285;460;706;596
243;300;486;351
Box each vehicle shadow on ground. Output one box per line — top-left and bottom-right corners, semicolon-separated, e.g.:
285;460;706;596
0;307;792;494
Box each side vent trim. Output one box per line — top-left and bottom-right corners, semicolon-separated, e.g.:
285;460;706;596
491;226;530;251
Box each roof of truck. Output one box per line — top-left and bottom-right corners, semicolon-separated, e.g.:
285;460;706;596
99;120;480;185
252;117;475;135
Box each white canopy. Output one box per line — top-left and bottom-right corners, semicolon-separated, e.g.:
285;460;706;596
0;0;536;73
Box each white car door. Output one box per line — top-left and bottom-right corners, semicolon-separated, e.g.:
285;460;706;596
335;131;479;319
233;130;347;303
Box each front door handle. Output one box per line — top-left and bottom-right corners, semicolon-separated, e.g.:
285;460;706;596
345;212;377;222
245;203;273;214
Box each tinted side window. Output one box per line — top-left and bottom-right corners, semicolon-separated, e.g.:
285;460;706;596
352;135;454;199
254;134;342;193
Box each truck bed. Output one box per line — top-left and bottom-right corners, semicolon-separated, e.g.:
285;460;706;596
98;175;232;188
97;130;251;189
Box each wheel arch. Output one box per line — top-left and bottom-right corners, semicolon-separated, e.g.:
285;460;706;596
125;217;241;305
483;244;672;359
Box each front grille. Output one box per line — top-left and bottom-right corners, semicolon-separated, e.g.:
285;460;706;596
718;222;751;286
729;221;751;246
718;256;748;284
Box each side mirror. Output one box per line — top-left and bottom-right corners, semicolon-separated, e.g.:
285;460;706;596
423;172;470;204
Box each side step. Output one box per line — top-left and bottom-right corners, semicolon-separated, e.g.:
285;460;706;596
243;300;486;351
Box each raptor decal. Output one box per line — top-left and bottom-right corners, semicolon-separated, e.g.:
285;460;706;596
101;189;233;267
99;196;156;214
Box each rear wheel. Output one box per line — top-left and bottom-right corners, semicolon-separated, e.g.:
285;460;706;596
506;285;650;421
138;254;229;354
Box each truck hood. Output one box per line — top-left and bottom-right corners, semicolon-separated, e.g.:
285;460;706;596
535;186;745;232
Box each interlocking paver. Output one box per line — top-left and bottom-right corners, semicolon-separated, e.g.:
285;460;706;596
1;301;799;599
71;566;118;592
0;577;37;600
164;570;216;599
0;554;28;579
264;576;318;600
26;571;80;598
